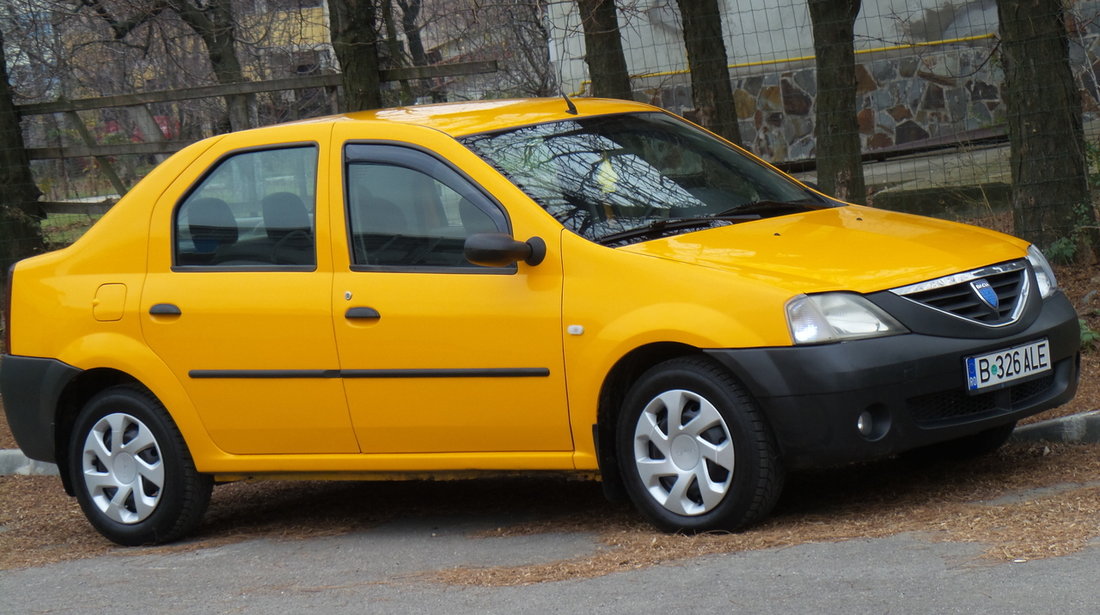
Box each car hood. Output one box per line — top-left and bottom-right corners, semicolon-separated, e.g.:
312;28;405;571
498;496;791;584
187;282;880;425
616;205;1029;294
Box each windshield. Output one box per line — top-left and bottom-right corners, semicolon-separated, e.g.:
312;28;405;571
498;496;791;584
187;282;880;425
460;112;833;245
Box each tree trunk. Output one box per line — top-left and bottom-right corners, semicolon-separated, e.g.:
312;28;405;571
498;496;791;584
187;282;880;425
0;28;46;282
381;0;413;105
396;0;427;66
328;0;384;112
396;0;433;100
675;0;741;145
997;0;1098;258
808;0;865;204
576;0;633;100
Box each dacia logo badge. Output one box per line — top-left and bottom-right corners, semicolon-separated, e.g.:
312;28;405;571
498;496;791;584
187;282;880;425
971;279;999;311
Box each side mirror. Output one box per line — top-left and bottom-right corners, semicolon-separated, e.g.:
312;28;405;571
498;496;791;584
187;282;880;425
464;233;547;267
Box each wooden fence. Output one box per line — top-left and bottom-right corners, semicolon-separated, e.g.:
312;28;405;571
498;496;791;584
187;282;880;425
18;61;498;215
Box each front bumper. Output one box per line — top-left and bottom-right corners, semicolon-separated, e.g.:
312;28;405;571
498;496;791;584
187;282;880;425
706;293;1080;468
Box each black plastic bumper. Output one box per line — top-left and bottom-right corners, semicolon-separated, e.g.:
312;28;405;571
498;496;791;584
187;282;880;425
705;294;1080;468
1;355;81;462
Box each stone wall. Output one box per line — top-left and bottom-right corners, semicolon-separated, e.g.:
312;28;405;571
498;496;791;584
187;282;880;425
644;41;1009;164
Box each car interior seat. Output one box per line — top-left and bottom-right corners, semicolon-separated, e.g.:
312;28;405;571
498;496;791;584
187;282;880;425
261;192;314;265
186;197;238;256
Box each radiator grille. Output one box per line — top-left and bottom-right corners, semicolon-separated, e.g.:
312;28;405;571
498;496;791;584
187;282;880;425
891;261;1028;326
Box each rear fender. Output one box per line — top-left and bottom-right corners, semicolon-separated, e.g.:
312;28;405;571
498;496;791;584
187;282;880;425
54;332;222;468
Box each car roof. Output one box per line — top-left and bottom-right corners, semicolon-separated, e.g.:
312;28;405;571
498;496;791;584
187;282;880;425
320;97;658;138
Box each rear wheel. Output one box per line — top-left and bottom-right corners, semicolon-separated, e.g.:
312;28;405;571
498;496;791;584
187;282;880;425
616;357;784;532
69;386;212;545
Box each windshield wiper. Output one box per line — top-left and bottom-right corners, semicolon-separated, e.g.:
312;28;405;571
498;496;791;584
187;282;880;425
594;199;828;246
595;213;760;246
594;199;829;246
711;198;827;218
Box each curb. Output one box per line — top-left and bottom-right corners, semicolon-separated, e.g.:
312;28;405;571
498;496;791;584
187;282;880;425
1010;409;1100;444
1;410;1098;477
0;448;59;476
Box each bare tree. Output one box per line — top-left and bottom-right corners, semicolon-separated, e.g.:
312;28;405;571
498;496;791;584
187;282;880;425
997;0;1098;258
808;0;865;203
328;0;383;111
164;0;251;130
0;27;46;282
397;0;448;101
380;0;415;103
417;0;555;99
576;0;631;99
675;0;740;145
396;0;427;66
77;0;253;130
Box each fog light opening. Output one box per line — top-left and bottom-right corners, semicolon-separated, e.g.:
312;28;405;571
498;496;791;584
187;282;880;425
857;411;874;437
855;404;891;441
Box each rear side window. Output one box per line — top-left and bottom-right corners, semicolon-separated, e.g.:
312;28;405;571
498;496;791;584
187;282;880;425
175;145;317;268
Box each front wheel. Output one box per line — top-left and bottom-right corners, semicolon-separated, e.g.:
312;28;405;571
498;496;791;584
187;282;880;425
69;386;212;545
616;357;784;532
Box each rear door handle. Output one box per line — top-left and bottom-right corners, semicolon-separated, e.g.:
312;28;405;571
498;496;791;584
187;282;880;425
345;307;381;320
149;303;182;316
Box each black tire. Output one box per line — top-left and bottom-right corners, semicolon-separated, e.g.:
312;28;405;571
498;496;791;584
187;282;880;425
615;357;784;532
68;385;212;546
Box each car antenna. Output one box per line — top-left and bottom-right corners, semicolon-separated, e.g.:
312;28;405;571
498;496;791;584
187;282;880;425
562;92;578;115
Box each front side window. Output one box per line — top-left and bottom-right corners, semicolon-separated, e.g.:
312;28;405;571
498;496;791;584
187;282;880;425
176;145;317;268
344;145;507;270
461;112;831;246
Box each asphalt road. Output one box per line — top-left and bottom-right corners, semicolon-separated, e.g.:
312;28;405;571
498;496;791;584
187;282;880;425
2;521;1098;614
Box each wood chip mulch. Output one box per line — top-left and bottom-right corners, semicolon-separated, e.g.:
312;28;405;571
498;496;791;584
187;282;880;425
2;442;1099;585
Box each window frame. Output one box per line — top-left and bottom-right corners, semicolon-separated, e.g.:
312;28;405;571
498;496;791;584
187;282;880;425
342;141;516;275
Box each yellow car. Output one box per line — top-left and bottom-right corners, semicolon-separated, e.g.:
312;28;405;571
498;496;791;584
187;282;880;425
2;98;1079;545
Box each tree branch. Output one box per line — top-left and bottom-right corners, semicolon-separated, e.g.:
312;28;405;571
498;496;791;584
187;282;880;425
78;0;168;40
164;0;217;43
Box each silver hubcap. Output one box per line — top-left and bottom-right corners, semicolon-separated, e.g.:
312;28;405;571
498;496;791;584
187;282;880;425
81;413;165;524
633;389;734;516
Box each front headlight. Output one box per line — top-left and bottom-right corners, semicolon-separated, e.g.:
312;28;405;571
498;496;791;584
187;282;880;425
786;293;908;345
1027;245;1057;299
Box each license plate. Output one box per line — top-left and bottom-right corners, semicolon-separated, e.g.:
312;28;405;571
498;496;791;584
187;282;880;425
965;339;1051;391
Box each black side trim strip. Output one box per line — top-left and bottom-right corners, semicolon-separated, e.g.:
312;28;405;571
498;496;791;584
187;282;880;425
342;368;550;378
189;368;550;379
190;369;341;379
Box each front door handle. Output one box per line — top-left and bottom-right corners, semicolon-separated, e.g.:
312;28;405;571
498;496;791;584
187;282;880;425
149;303;182;316
345;307;381;320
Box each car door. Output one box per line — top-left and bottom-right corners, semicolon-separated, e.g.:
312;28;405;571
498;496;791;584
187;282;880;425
331;141;572;454
141;133;358;455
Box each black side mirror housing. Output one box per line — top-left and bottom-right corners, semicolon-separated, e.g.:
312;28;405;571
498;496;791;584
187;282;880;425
464;233;547;267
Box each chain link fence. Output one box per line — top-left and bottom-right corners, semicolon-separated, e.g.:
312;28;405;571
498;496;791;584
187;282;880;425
3;1;1099;255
